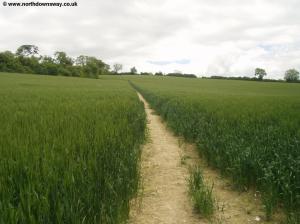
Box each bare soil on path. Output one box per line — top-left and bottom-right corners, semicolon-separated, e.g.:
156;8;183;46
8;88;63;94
129;92;283;224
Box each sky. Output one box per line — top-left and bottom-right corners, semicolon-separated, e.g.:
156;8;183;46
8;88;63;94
0;0;300;78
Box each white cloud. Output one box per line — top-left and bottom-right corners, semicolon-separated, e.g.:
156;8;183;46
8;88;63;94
0;0;299;78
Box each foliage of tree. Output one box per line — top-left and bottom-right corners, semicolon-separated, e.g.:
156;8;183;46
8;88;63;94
284;69;299;82
0;51;24;72
140;72;153;76
166;73;197;78
16;45;39;57
154;71;163;76
54;51;73;66
255;68;267;80
130;66;137;75
207;76;282;82
113;63;123;74
0;46;110;79
80;56;108;78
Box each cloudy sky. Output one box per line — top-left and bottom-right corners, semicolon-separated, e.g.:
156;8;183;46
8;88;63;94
0;0;300;78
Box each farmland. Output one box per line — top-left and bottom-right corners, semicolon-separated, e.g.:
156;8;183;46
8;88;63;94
0;73;146;223
0;72;299;223
127;76;300;221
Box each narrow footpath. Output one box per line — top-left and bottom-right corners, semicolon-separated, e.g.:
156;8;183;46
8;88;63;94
129;92;283;224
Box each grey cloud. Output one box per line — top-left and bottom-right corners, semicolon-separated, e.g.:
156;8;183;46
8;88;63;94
0;0;299;77
0;0;189;58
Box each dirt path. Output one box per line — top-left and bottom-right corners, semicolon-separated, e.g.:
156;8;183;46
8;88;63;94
129;92;283;224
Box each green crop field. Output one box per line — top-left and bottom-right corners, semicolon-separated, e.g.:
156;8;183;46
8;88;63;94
0;73;146;223
126;76;300;221
1;73;299;223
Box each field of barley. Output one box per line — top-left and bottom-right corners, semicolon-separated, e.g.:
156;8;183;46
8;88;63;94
0;73;146;223
0;73;299;223
126;75;300;222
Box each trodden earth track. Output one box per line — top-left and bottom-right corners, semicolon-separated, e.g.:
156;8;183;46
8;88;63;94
129;92;283;224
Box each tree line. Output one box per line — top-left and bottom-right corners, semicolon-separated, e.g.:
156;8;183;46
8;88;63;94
254;67;300;82
0;46;299;82
0;45;110;78
204;68;300;83
0;46;191;78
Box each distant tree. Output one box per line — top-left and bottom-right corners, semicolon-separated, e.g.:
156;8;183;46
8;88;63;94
140;72;153;76
167;73;197;78
40;56;59;75
14;45;41;74
284;69;299;82
75;55;87;66
154;71;163;76
41;56;55;64
130;66;137;75
16;45;39;57
54;51;73;66
113;63;123;74
75;55;109;78
0;45;109;79
68;65;81;77
84;57;104;78
255;68;267;80
17;55;40;74
0;51;24;72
